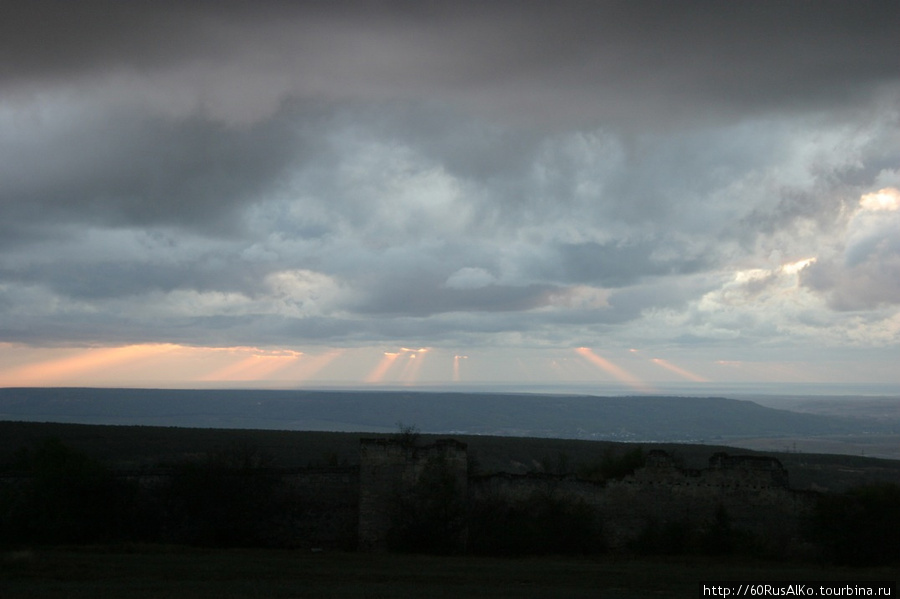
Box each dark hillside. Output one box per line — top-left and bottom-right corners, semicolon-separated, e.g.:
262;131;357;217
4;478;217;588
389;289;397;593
2;420;899;492
0;420;362;470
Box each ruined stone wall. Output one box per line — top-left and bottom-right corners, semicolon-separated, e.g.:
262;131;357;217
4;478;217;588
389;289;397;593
469;449;816;554
598;461;813;552
468;471;603;505
282;466;359;550
357;438;467;551
9;440;814;553
118;466;361;549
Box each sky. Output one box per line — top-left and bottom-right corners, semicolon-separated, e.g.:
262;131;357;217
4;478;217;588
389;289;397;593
1;1;899;390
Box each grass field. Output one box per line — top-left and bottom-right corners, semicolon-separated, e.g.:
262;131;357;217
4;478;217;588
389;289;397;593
2;545;896;599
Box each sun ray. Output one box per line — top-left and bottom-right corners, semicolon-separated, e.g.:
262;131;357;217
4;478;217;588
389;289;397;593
575;347;654;393
0;344;179;386
291;349;345;383
365;352;402;383
397;348;429;384
199;349;302;382
452;355;467;382
651;358;710;383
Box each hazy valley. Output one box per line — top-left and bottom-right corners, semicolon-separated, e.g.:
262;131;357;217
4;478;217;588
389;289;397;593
1;387;898;460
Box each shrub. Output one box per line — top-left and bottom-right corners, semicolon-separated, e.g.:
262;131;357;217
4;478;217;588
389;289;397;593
468;490;603;556
810;483;900;566
0;438;137;545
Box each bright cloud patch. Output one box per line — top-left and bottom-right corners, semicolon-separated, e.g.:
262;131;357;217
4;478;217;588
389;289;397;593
860;187;900;212
265;269;345;317
799;189;900;312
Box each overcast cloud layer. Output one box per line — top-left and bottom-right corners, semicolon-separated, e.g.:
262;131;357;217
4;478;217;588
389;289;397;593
2;1;899;385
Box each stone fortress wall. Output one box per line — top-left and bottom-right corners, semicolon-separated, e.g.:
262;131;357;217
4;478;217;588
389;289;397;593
358;437;468;551
282;466;360;549
361;441;816;553
3;437;814;551
602;450;811;549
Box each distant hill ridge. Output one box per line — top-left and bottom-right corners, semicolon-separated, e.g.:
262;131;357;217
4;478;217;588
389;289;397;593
0;387;881;442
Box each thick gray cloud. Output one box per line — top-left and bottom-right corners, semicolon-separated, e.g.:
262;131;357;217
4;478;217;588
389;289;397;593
4;2;898;125
801;208;900;311
0;102;306;238
1;1;899;384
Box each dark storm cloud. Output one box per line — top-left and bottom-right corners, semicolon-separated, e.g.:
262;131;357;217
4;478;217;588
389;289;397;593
353;279;557;317
0;104;303;238
1;254;262;301
0;1;203;83
537;240;711;287
3;2;898;125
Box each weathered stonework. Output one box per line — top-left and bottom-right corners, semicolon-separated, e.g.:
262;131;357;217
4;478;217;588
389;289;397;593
465;447;814;553
597;450;812;551
357;437;467;552
281;466;359;550
3;439;814;553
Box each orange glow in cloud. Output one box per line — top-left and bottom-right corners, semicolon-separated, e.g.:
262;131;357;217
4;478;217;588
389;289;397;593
860;187;900;211
365;352;401;383
781;257;816;275
575;347;654;393
0;344;180;386
651;358;710;383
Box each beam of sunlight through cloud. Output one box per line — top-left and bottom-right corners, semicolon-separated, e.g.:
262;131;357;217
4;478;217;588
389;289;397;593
574;347;655;393
651;358;710;383
364;351;401;383
397;348;429;384
453;355;467;382
291;349;345;383
198;348;303;382
0;344;180;386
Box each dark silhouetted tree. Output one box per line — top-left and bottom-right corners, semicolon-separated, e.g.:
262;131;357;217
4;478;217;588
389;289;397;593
811;483;900;566
0;438;136;544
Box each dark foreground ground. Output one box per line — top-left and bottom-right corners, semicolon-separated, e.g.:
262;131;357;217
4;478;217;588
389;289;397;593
2;545;896;599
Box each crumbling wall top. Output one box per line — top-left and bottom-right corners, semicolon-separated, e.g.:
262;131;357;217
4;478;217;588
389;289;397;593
709;452;785;471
